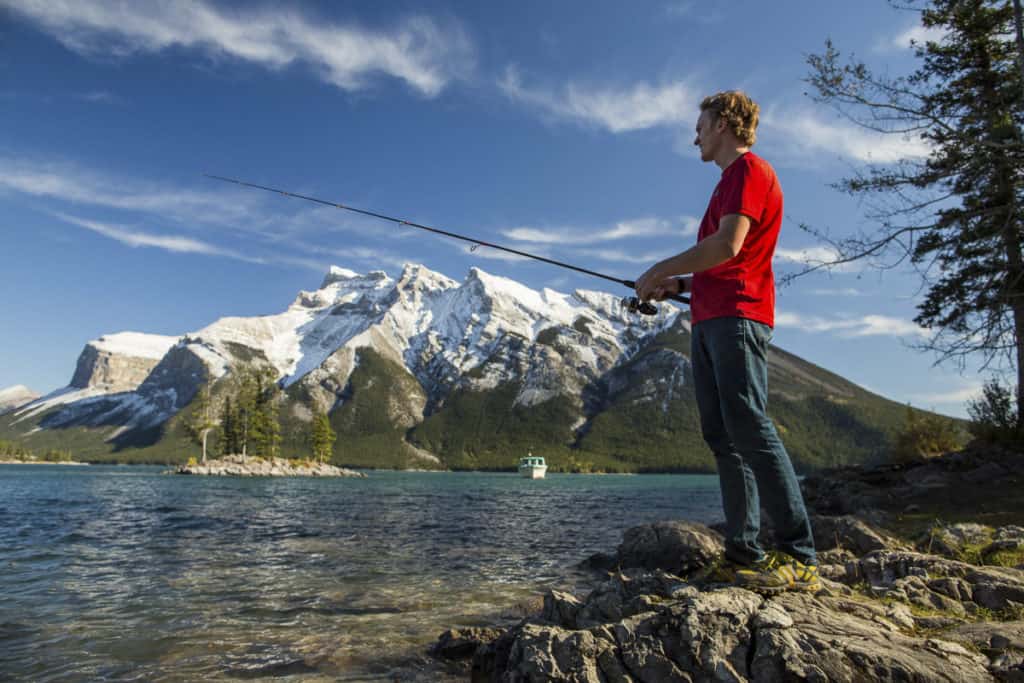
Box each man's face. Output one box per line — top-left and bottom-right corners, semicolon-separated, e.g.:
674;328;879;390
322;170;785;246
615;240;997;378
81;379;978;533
693;109;720;163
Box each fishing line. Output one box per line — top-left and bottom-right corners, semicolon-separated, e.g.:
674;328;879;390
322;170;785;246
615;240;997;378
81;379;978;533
204;174;690;310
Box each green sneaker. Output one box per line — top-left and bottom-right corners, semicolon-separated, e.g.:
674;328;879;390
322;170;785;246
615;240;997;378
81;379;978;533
734;552;821;594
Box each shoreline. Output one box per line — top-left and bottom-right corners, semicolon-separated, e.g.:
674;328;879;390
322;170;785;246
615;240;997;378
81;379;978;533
428;443;1024;681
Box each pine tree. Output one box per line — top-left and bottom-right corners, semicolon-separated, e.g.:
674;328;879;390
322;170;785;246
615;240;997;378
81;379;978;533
243;368;282;459
235;369;258;458
311;409;337;463
220;396;238;456
802;1;1024;428
185;383;218;464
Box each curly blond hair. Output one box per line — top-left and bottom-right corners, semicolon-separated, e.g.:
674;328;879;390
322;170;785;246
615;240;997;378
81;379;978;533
700;91;759;146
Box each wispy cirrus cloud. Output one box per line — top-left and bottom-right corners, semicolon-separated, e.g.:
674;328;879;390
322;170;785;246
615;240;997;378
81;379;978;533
54;212;265;263
774;245;863;273
906;383;982;407
502;216;698;245
499;66;698;133
760;107;932;165
0;156;261;227
875;23;948;53
578;248;672;264
497;64;928;166
775;311;928;338
1;0;474;97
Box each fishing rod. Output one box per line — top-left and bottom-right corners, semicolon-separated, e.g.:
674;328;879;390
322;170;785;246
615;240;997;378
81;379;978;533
204;174;690;313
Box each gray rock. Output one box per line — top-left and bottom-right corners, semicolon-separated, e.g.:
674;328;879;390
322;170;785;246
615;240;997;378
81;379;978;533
750;593;991;682
572;569;689;630
949;621;1024;654
811;514;906;555
963;461;1010;484
887;575;966;617
503;623;610;682
673;587;762;679
429;627;503;660
616;521;724;576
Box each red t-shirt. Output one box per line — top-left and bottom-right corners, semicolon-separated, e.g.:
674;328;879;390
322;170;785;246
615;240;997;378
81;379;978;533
691;151;783;328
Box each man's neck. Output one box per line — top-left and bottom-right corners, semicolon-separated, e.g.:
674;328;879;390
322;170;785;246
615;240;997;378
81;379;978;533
715;146;750;171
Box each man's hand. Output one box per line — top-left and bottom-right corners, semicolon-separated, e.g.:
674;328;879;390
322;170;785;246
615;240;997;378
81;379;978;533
630;264;679;301
635;262;671;301
648;277;681;301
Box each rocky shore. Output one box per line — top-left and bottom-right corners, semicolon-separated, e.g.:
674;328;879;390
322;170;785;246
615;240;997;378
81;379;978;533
174;454;366;477
430;445;1024;681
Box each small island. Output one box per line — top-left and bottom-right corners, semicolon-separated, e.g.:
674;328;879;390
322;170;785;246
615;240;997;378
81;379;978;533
174;453;365;478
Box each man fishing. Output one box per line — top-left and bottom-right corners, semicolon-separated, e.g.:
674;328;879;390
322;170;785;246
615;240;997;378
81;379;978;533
635;91;819;593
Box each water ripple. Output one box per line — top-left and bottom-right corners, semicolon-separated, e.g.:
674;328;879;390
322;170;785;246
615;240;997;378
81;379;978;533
0;464;722;680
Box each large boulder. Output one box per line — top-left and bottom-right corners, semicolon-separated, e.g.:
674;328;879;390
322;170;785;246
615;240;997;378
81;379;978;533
616;521;723;576
811;514;907;555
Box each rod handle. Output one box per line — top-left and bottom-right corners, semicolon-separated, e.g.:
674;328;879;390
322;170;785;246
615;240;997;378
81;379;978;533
621;280;690;306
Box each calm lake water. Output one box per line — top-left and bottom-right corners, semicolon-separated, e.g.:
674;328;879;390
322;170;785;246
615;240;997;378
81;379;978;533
0;465;722;681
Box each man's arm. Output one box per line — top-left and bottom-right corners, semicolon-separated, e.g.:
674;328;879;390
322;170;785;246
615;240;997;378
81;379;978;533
635;214;752;300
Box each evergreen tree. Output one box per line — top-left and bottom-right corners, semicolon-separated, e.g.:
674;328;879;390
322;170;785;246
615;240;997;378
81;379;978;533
219;396;238;456
311;409;337;463
802;1;1024;427
185;383;218;464
235;369;259;457
243;367;282;458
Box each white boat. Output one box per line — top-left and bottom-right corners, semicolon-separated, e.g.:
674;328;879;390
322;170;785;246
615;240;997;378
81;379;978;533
518;452;547;479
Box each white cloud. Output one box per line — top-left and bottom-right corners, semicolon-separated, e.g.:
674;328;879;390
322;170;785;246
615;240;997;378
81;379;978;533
0;157;259;227
774;245;863;273
880;24;949;53
579;248;669;264
502;216;698;245
499;67;698;133
906;383;983;406
77;90;122;104
55;212;263;263
775;311;929;338
2;0;473;97
760;107;932;164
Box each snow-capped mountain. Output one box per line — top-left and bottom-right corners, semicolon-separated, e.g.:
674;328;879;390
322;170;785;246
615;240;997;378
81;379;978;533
2;263;915;470
9;264;677;435
0;385;39;415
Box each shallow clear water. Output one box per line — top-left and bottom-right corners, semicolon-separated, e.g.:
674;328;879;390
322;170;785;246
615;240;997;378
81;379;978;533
0;465;722;681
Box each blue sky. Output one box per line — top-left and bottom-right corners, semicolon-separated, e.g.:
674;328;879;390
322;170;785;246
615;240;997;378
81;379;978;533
0;0;983;417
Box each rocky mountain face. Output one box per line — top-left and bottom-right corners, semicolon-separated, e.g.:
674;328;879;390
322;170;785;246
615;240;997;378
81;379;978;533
1;264;922;468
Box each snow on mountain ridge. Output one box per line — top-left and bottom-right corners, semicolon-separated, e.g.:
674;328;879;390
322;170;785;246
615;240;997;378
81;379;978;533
90;332;180;360
19;262;685;430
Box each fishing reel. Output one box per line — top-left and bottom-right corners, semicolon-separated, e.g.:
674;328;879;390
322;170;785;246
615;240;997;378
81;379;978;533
620;296;659;316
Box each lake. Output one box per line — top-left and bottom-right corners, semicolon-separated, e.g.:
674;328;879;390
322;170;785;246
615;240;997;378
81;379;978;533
0;465;722;681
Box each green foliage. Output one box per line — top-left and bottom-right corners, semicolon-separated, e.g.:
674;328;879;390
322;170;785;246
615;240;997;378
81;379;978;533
891;404;965;463
0;439;74;462
0;439;35;460
310;408;336;463
40;449;73;462
219;396;239;456
805;2;1024;409
967;378;1024;446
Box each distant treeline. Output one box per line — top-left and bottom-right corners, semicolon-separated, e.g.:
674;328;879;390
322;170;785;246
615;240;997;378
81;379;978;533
0;440;74;462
